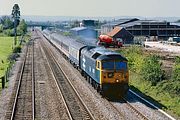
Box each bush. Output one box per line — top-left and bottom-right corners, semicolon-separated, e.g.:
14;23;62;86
63;32;72;36
172;56;180;81
3;29;13;36
13;45;21;53
141;55;165;85
158;80;180;95
123;46;144;73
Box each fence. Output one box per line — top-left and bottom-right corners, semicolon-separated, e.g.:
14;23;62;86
0;61;14;89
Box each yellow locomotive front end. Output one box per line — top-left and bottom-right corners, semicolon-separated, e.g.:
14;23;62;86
99;60;129;97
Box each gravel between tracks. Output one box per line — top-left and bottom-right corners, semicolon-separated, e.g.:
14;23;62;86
125;92;172;120
34;37;70;120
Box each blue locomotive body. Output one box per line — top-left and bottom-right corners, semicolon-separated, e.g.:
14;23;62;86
80;46;100;83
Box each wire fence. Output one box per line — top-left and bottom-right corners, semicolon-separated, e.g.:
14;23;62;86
0;60;15;90
0;35;25;90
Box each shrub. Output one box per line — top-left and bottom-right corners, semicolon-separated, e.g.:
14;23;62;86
172;56;180;82
3;29;13;36
141;55;164;85
158;80;180;95
63;32;72;36
13;45;21;53
124;46;144;73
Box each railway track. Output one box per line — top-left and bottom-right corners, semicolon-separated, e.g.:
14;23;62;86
39;35;95;120
5;40;35;120
122;97;149;120
109;98;149;120
128;89;176;120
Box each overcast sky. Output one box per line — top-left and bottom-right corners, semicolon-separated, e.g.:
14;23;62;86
0;0;179;17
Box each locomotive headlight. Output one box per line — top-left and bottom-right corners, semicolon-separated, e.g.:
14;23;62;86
116;79;119;83
108;72;114;78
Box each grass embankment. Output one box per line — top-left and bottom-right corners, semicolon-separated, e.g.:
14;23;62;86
0;34;30;91
118;46;180;117
0;37;14;90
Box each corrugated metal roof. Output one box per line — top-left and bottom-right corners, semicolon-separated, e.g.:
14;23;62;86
102;19;171;28
101;18;139;27
171;22;180;26
107;27;122;37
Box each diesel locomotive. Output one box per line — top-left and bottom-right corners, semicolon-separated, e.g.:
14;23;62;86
43;30;129;97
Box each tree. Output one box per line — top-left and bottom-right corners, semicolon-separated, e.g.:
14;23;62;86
17;19;27;35
11;4;20;46
0;24;3;33
0;16;13;29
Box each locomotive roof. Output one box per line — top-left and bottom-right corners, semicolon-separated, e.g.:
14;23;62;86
82;46;127;61
97;54;127;61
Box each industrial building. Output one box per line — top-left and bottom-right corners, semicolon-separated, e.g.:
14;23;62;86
107;27;134;44
101;18;180;39
70;27;97;39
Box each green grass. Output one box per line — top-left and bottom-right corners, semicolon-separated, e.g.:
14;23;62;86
0;37;14;90
129;70;180;117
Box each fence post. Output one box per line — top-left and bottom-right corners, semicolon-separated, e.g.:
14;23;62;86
5;68;8;81
2;76;5;89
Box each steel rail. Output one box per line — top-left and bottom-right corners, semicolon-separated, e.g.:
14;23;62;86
122;97;149;120
129;89;176;120
32;40;35;120
10;41;35;120
39;35;95;120
38;41;73;120
10;45;29;120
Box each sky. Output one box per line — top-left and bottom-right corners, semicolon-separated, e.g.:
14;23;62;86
0;0;179;17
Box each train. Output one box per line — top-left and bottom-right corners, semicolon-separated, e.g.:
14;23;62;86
42;29;129;97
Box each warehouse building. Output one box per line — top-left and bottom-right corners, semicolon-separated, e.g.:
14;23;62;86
70;27;97;39
107;27;134;44
101;18;180;39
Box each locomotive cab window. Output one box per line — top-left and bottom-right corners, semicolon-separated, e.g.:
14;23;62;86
102;61;114;70
92;53;101;59
96;61;100;69
115;61;127;70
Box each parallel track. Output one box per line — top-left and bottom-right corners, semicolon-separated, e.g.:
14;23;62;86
129;89;176;120
122;97;149;120
5;40;35;120
39;33;95;120
109;98;149;120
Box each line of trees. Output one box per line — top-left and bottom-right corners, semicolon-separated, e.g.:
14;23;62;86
0;16;27;36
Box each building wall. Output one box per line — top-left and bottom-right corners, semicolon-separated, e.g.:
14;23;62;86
126;23;180;37
101;25;114;34
101;21;180;38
